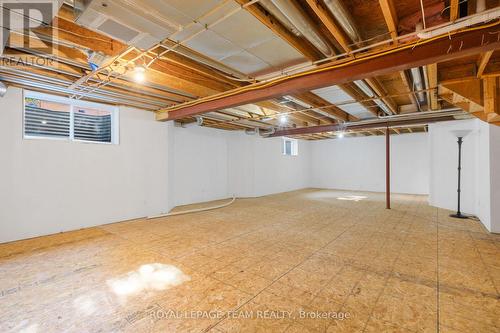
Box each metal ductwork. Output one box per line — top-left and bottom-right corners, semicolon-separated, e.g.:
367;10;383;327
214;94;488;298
0;81;7;97
410;67;425;103
323;0;363;44
245;128;258;135
180;116;203;128
259;127;276;136
353;80;393;115
260;0;334;56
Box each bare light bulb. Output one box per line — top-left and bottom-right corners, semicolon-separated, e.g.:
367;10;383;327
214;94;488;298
279;115;288;124
134;66;146;83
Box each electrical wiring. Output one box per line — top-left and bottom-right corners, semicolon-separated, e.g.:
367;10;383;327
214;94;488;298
159;20;500;114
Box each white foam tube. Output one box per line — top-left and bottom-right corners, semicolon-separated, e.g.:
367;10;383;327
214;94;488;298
417;7;500;39
263;0;334;56
147;196;236;219
0;81;7;97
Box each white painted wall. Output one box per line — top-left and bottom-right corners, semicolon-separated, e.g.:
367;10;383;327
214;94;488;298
428;119;500;233
0;87;170;243
310;133;429;195
227;134;311;198
169;125;229;207
171;127;312;204
2;86;499;241
428;119;479;214
489;125;500;233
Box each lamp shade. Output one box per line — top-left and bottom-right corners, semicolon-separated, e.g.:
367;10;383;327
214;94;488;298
451;129;472;138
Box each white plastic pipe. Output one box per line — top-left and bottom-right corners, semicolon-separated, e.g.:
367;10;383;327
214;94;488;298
417;7;500;39
147;196;236;219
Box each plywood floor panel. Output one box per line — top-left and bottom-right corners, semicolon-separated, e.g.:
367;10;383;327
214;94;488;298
0;189;499;332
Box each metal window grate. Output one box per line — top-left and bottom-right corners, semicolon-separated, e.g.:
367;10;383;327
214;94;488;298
24;105;70;138
74;112;112;143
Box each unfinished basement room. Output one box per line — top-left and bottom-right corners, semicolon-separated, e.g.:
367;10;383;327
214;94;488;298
1;0;500;332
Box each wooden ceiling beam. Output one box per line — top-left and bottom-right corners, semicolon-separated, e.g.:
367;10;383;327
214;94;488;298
399;70;419;111
339;83;379;116
379;0;399;41
158;23;500;120
292;91;354;122
450;0;460;21
304;0;352;53
426;63;439;110
235;0;324;61
364;77;399;114
484;77;500;122
477;50;494;78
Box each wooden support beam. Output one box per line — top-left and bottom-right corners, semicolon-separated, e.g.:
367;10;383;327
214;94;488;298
235;0;324;61
483;77;500;122
305;0;352;52
450;0;459;21
426;63;439;110
400;70;419;111
379;0;399;41
477;50;494;78
365;77;399;114
157;23;500;121
293;91;354;122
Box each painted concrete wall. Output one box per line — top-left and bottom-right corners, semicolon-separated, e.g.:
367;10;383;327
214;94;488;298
428;119;500;233
171;127;312;204
489;125;500;233
309;133;430;195
0;87;170;243
227;133;311;198
2;87;499;242
169;125;229;207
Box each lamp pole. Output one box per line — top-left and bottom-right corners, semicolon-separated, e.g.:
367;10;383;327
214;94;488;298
450;136;467;219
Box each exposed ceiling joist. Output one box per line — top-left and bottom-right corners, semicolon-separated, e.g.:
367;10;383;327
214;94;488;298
235;0;324;61
426;63;439;110
484;77;500;122
304;0;352;53
157;23;500;121
477;50;494;78
450;0;460;21
379;0;399;41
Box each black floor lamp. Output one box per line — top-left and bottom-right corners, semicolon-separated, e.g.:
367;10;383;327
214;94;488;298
450;129;472;219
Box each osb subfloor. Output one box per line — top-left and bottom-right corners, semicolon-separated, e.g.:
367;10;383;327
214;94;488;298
1;189;499;333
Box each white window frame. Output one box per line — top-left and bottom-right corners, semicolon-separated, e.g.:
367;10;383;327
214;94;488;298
23;90;119;145
282;137;298;156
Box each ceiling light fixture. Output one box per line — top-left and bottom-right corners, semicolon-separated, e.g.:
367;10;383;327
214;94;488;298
279;114;288;124
133;65;146;83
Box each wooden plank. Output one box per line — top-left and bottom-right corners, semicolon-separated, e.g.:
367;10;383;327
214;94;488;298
426;63;439;110
450;0;459;21
477;51;494;78
379;0;398;41
365;77;399;114
305;0;352;52
235;0;324;61
157;24;500;121
292;91;353;121
483;77;499;122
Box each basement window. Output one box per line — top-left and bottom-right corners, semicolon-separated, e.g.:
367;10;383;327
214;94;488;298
23;91;118;144
282;137;298;156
